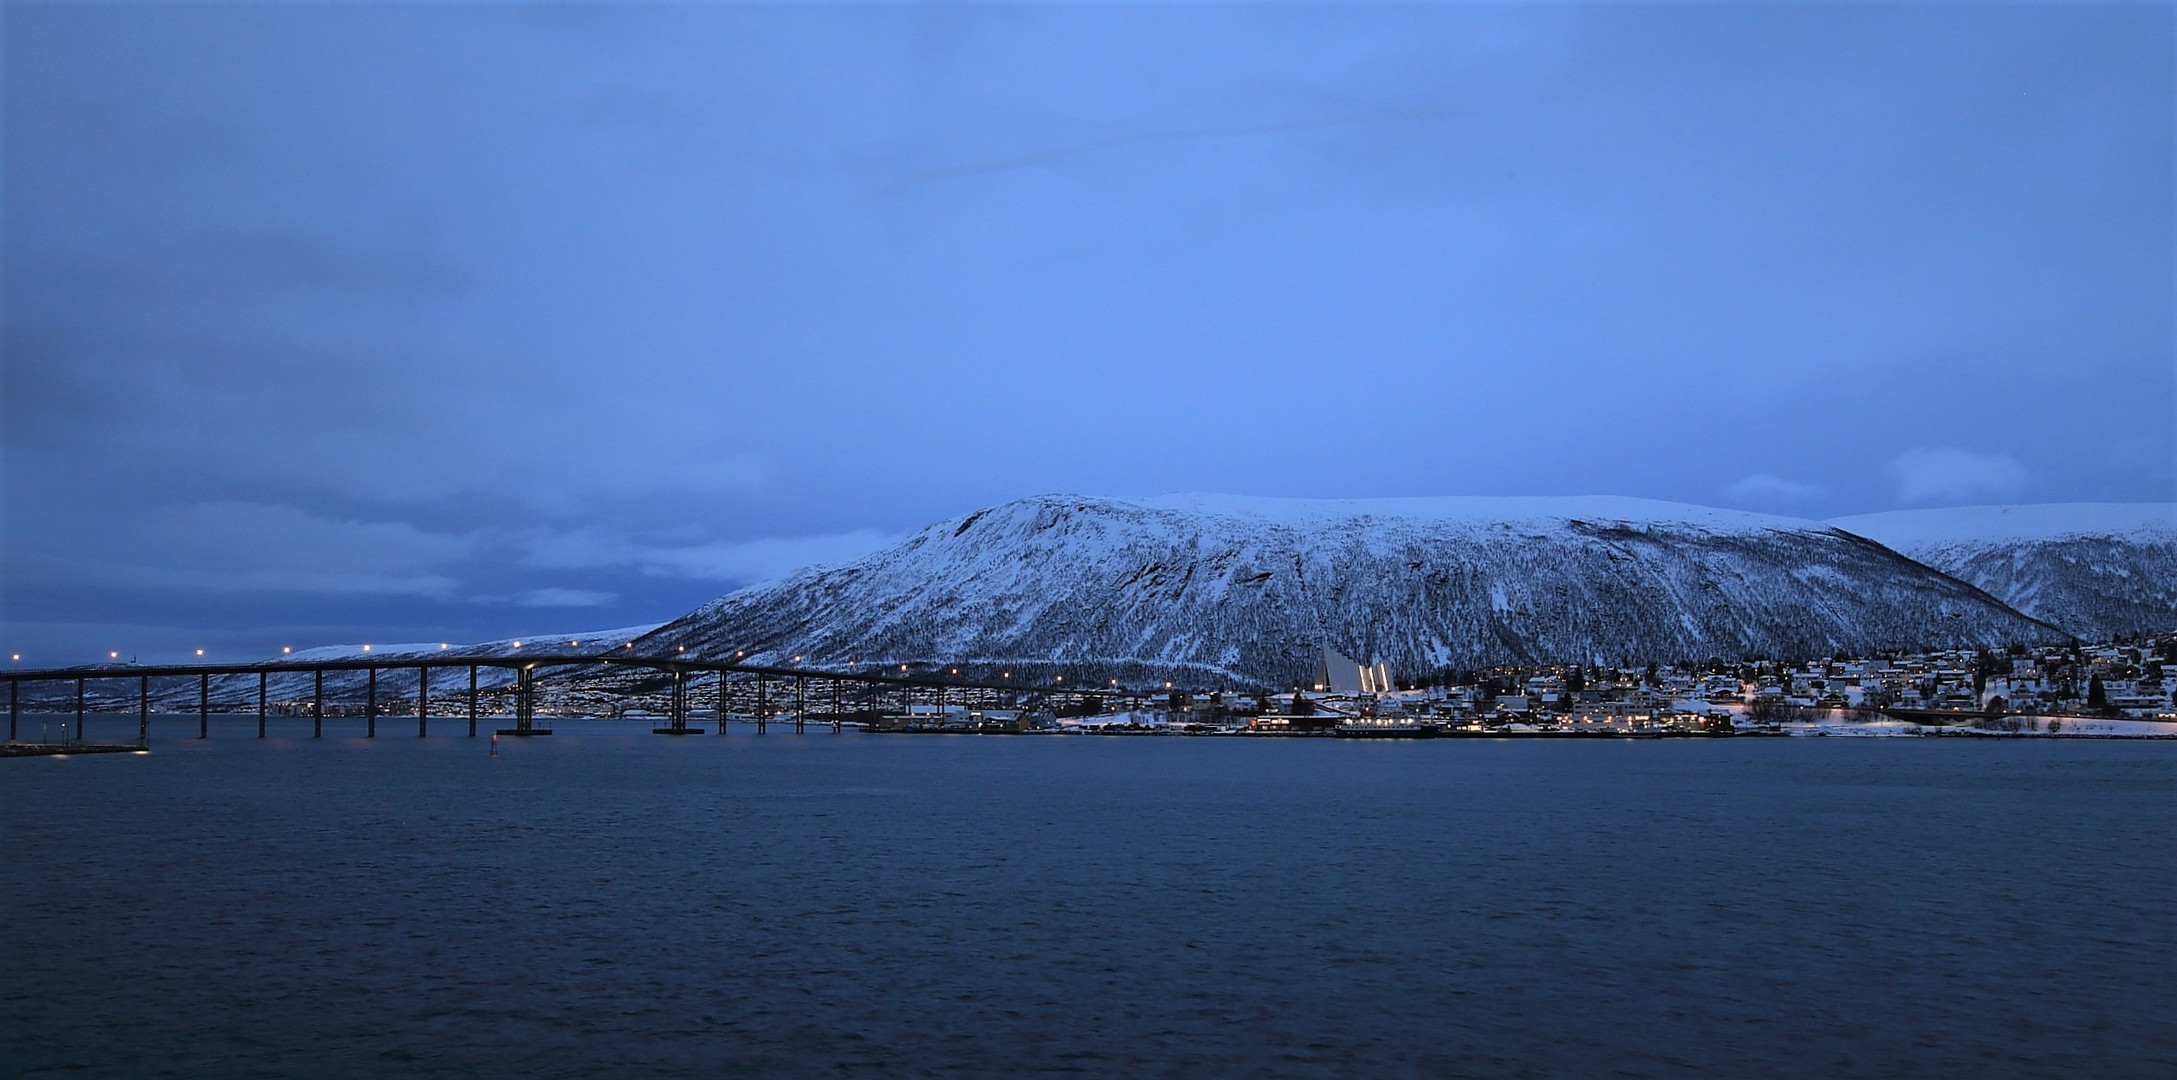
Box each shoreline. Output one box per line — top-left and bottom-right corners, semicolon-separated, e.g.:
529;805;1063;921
0;742;146;757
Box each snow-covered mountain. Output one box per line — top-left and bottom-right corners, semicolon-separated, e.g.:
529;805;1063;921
1830;504;2177;640
636;494;2065;689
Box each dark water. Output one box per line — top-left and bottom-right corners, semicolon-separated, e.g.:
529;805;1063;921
4;721;2173;1079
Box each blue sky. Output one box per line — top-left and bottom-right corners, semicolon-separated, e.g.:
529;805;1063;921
4;2;2171;663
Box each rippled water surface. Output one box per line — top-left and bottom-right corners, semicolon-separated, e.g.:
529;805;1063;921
4;720;2173;1078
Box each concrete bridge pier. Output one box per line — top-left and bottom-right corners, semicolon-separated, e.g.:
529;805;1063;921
497;666;550;735
654;668;702;735
713;672;727;735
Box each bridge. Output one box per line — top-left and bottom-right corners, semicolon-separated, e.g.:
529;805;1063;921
1;652;1117;746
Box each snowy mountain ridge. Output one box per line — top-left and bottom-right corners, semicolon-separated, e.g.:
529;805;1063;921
276;624;661;664
1829;503;2176;639
1127;492;1814;530
634;493;2067;689
1829;503;2175;547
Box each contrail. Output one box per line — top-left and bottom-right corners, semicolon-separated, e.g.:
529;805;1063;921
867;105;1455;197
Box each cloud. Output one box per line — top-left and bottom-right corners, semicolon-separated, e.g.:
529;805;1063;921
869;106;1456;197
93;502;482;598
1889;447;2030;505
511;587;620;608
1723;474;1825;505
513;527;903;585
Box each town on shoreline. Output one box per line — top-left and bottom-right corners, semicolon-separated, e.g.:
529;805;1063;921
835;635;2177;740
863;633;2177;739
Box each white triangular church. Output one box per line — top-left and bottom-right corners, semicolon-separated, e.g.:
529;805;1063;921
1316;646;1392;696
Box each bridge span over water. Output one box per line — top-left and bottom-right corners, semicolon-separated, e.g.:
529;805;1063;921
3;652;1114;746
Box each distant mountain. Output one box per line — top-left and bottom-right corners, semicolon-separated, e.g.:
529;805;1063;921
1830;504;2177;640
151;624;661;707
636;494;2065;689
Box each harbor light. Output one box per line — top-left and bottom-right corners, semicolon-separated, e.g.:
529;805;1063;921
361;644;371;652
110;651;118;659
196;649;205;656
511;641;521;648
